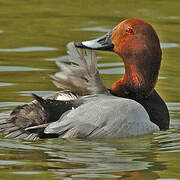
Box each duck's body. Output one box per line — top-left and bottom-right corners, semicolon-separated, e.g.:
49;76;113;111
0;18;169;140
45;94;159;138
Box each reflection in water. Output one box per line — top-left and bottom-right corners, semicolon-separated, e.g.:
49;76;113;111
0;102;25;112
45;55;102;62
0;102;25;108
46;142;151;173
0;0;179;179
0;136;173;179
11;171;41;175
98;62;123;67
0;47;57;52
99;68;124;74
45;56;69;62
0;82;13;87
0;66;44;72
158;16;180;20
79;27;110;32
20;90;56;97
0;160;24;165
160;43;179;48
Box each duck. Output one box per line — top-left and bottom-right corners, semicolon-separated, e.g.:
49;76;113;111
0;18;169;140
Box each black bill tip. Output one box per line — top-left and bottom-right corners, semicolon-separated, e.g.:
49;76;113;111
74;40;114;51
74;30;114;51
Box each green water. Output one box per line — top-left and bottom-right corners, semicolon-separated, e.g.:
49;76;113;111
0;0;180;179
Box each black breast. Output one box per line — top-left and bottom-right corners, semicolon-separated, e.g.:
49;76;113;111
137;90;170;130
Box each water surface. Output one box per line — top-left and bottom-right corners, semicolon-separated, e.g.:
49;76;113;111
0;0;180;179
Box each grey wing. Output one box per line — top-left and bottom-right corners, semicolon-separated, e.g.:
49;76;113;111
44;96;159;138
1;93;159;139
50;42;109;96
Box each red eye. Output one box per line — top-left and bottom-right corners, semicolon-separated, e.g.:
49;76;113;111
126;28;134;34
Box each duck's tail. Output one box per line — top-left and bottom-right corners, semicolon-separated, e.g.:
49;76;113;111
50;42;109;96
0;92;79;140
0;105;42;140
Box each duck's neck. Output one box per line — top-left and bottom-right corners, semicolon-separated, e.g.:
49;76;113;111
110;56;161;100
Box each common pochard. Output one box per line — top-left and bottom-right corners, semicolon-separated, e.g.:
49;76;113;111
0;18;169;140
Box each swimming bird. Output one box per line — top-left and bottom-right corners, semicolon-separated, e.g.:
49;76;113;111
0;18;169;140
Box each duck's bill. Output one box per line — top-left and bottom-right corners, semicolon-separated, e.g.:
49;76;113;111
75;30;114;51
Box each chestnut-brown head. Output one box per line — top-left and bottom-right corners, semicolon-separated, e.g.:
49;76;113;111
75;18;162;99
111;19;161;63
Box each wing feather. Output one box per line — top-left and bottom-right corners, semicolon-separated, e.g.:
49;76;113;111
51;42;109;96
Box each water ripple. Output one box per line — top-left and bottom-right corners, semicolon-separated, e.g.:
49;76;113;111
98;62;123;67
0;102;25;108
0;139;47;151
0;82;13;87
11;171;41;175
0;160;24;165
45;55;102;62
161;43;179;48
45;56;69;62
0;47;57;52
167;102;180;111
99;68;124;74
0;66;43;72
79;27;110;32
20;90;56;97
